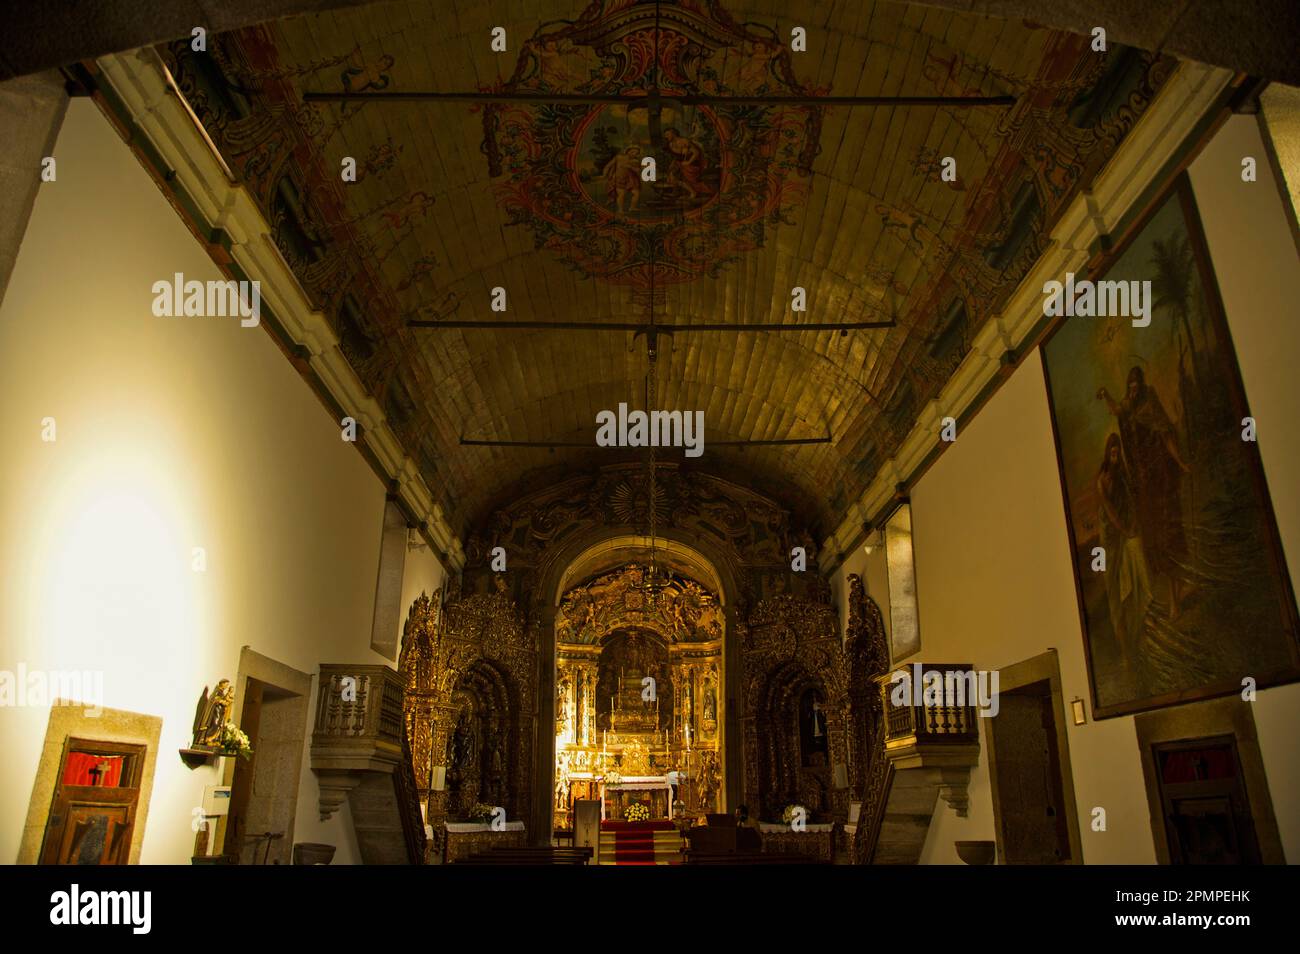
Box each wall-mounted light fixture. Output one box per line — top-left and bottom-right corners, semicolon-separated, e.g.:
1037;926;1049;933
1070;697;1087;726
862;527;885;554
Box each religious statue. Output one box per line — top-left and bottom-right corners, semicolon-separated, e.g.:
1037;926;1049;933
192;679;235;749
485;725;505;804
671;599;688;636
557;674;572;737
696;751;720;811
555;751;571;810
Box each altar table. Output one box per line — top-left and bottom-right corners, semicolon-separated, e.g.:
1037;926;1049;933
441;820;526;864
599;776;676;820
757;822;836;862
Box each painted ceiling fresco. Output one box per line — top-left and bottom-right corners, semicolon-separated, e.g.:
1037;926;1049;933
481;1;823;289
157;0;1174;538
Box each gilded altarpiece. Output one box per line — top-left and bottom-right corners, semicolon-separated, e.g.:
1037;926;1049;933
553;564;724;829
741;591;854;823
399;583;537;858
457;463;858;838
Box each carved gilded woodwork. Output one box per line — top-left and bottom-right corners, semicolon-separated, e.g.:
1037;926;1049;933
553;562;726;828
463;464;814;584
741;590;853;821
840;574;896;864
556;563;724;645
400;582;537;837
455;461;835;836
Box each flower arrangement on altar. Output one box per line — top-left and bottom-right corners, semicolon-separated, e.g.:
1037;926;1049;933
625;803;651;823
781;803;808;825
603;769;622;786
467;803;497;823
218;721;253;759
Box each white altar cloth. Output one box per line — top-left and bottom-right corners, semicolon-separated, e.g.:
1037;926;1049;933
598;775;676;820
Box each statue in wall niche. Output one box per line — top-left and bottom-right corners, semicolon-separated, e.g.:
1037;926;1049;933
696;751;720;811
448;709;477;806
192;679;235;749
485;724;506;804
555;751;571;810
557;675;572;736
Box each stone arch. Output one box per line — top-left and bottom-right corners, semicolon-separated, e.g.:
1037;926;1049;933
456;463;830;841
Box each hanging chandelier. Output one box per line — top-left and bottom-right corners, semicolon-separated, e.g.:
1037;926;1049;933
639;241;671;606
641;337;672;606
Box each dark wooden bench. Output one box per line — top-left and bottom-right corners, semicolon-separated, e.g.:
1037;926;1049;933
685;851;826;865
455;845;593;866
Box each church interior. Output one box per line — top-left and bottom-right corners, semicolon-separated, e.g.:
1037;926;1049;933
2;0;1300;880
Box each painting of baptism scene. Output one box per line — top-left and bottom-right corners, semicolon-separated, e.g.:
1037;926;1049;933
1043;181;1300;716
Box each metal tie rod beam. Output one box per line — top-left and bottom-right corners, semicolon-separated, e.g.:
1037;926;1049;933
302;91;1015;107
409;320;894;331
460;436;831;448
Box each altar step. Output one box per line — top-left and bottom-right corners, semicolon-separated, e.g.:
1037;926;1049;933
598;822;681;865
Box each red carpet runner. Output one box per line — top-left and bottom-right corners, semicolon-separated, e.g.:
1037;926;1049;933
600;820;679;865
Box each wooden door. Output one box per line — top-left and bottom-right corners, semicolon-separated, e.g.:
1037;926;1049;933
40;738;145;865
990;680;1072;863
1155;736;1261;864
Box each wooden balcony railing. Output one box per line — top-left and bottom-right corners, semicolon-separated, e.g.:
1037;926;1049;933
880;663;981;748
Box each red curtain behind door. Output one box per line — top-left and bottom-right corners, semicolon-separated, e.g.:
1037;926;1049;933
62;752;125;787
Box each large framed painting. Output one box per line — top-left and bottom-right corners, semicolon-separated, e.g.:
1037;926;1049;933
1041;174;1300;719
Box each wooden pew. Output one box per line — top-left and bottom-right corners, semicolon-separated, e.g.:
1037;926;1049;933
685;851;826;865
455;845;593;866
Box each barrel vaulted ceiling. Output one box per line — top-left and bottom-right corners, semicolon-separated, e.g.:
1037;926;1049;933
157;0;1173;539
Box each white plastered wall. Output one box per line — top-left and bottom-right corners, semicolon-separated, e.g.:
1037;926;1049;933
0;101;446;864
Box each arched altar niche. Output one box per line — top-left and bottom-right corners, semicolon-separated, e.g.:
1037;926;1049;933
594;629;672;734
752;661;835;821
741;593;851;824
445;659;521;821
